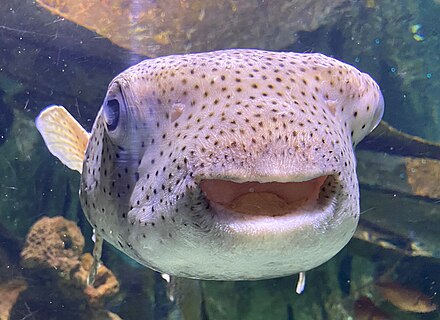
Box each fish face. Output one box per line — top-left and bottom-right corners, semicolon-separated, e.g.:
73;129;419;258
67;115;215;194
79;50;384;280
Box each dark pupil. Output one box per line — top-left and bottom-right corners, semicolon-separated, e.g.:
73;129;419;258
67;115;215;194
105;99;120;131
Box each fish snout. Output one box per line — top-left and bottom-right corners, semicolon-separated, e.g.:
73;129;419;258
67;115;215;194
190;122;348;185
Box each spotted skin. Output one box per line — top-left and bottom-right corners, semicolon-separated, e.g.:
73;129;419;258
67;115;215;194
75;50;384;280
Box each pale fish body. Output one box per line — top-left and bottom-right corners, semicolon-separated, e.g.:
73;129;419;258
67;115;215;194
36;49;384;281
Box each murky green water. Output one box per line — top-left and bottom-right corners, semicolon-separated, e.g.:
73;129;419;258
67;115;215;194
0;0;439;319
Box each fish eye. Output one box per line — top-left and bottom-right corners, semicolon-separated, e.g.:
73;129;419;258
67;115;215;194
104;98;120;131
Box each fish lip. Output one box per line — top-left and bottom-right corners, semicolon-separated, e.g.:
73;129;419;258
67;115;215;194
199;174;338;223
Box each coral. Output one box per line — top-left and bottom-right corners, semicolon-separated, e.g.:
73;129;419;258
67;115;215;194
73;253;120;308
19;216;120;318
21;216;84;277
0;279;27;320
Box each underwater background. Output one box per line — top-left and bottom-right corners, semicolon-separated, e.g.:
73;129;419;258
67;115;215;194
0;0;439;319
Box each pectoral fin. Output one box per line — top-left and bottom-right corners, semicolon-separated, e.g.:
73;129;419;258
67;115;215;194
35;105;90;173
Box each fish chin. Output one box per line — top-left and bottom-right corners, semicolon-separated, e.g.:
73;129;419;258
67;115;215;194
155;173;351;280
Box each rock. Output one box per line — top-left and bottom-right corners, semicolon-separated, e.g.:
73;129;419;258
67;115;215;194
36;0;349;58
405;157;440;199
357;150;440;200
0;0;135;126
354;147;440;258
359;121;440;160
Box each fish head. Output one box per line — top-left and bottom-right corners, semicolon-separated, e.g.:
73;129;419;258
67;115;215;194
79;50;384;280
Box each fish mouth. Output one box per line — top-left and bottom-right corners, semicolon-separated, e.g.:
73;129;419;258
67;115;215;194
200;175;330;217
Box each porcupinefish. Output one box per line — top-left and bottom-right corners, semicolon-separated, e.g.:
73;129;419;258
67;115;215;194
36;49;384;285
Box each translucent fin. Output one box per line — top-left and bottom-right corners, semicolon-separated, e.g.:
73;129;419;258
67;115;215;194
87;229;103;286
35;105;90;173
296;271;306;294
166;276;203;320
